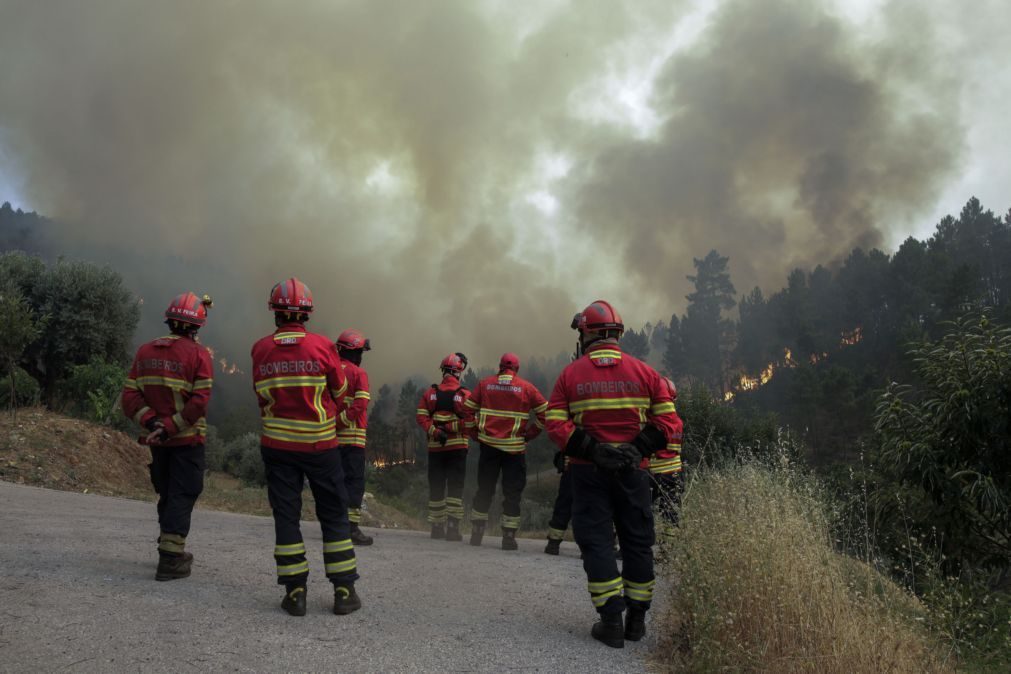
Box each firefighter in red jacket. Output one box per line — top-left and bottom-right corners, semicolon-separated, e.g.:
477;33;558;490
464;352;547;550
416;353;471;541
649;377;684;526
546;300;682;648
251;278;360;618
121;292;214;581
335;328;374;546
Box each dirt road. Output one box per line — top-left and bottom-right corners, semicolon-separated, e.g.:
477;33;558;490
0;482;657;672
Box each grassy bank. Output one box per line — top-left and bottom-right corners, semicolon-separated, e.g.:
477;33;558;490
655;462;947;673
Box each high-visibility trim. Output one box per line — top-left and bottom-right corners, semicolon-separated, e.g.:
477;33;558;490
254;375;326;393
588;349;622;361
431;411;457;422
545;409;569;421
416;408;429;415
273;331;305;341
123;377;139;391
497;375;514;384
478;434;526;452
471;510;489;522
348;507;361;524
547;527;566;541
463;398;480;410
330;379;348;400
650;402;676;415
354;391;370;400
261;426;337;444
277;561;310;576
171;413;189;430
132;405;152;424
568;397;649;413
445;497;464;518
588;578;623;593
158;533;186;554
649;457;683;474
274;542;306;555
262;416;336;432
589;577;624;608
325;559;357;574
478;408;530;420
623;578;655;602
500;514;521;529
337;430;368;445
533;402;548;413
323;539;354;553
135;375;192;392
193;378;214;390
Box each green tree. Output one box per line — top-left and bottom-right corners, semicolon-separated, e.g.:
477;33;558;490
682;250;737;395
663;314;687;379
0;252;139;405
0;284;45;417
621;327;650;359
873;312;1011;572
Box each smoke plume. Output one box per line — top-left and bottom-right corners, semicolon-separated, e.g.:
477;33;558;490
0;0;997;386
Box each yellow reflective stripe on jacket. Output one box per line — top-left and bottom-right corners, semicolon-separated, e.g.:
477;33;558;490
545;409;569;421
650;401;676;415
262;426;337;444
588;349;622;360
123;378;140;391
478;433;526;449
254;375;327;393
533;402;548;413
478;408;530;420
193;378;213;390
463;398;480;411
354;391;370;400
569;397;649;413
131;405;151;424
135;375;192;392
649;457;682;474
263;416;337;433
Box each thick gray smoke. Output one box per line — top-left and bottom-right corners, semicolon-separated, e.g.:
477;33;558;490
0;0;997;386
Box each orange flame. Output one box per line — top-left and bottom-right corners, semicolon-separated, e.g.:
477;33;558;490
840;327;863;346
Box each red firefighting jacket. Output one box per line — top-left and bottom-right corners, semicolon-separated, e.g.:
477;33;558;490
336;357;369;449
251;323;348;452
121;334;213;446
546;340;682;466
416;374;472;452
463;369;548;453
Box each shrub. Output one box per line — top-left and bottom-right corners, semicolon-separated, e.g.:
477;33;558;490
0;366;40;408
656;461;944;672
58;357;129;427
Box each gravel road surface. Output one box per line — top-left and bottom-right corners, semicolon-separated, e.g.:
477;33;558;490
0;482;659;672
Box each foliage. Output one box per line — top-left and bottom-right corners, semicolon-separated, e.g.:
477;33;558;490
0;251;139;405
207;432;264;486
0;366;41;408
675;250;737;394
0;283;45;415
657;461;944;672
873;311;1011;573
59;357;129;427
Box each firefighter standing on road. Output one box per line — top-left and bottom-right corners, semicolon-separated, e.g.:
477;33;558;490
121;292;214;581
251;278;361;617
335;329;374;546
464;353;548;550
546;300;682;648
544;450;572;555
416;353;471;541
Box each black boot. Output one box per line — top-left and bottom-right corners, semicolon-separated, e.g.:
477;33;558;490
544;538;561;555
333;583;362;615
624;606;647;641
430;523;445;540
350;524;374;546
445;518;463;542
281;585;307;616
155;552;193;581
591;611;625;648
469;521;486;547
501;528;518;551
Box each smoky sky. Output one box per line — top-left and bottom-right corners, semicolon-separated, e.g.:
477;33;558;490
0;0;998;386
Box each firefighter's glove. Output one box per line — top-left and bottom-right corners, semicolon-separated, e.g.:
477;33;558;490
564;429;598;460
434;429;449;446
591;443;640;472
552;450;565;474
631;425;666;459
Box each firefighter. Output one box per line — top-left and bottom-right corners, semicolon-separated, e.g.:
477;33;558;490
546;300;682;648
649;377;685;526
334;328;374;546
121;292;214;581
464;353;548;550
544;450;572;555
252;277;361;617
416;353;471;541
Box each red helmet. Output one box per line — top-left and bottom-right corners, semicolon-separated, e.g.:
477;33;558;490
440;353;466;375
269;277;313;313
663;376;678;401
336;329;371;351
499;352;520;371
571;300;624;336
165;292;212;327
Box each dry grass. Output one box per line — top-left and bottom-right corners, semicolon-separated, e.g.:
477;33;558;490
654;462;948;673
